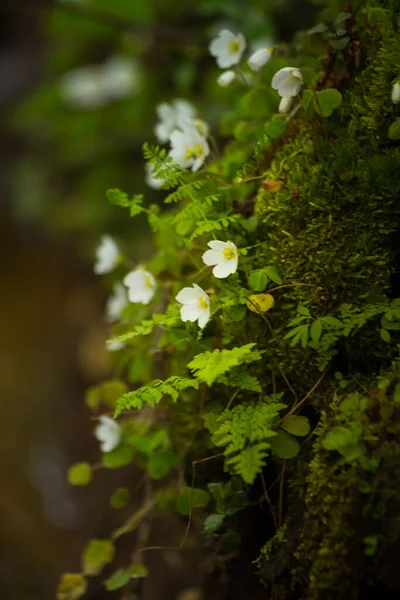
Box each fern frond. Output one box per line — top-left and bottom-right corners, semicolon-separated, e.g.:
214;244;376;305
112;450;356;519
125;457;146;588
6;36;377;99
188;343;262;386
227;443;270;484
109;307;180;344
115;377;199;415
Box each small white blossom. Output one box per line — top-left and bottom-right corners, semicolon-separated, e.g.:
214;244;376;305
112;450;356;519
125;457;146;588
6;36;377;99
218;70;236;87
392;82;400;104
106;283;128;322
169;127;210;172
123;268;156;305
106;340;125;352
95;416;121;453
272;67;303;98
176;284;211;329
145;163;167;189
209;30;246;69
279;96;294;114
154;99;196;143
60;67;105;108
194;118;210;138
94;235;119;275
247;48;273;72
99;56;140;101
202;240;238;279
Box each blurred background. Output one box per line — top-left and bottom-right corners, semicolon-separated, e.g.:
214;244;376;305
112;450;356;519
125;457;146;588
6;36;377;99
0;0;315;598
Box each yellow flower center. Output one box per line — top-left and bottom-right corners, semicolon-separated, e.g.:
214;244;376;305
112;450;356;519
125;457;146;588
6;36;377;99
195;120;206;136
228;40;240;54
185;144;204;160
198;296;208;310
290;69;301;80
222;247;236;260
144;276;154;289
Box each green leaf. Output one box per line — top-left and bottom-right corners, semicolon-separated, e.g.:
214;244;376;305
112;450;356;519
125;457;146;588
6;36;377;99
297;306;311;317
204;513;225;533
269;430;300;459
127;564;149;579
86;380;128;412
57;573;87;600
175;219;193;236
67;462;92;487
104;565;148;591
281;415;310;437
322;426;365;461
188;344;262;387
314;89;342;117
176;487;211;515
227;443;270;484
367;7;387;25
380;328;391;343
110;488;131;509
265;119;286;140
106;188;130;207
310;319;323;343
147;450;178;479
263;266;283;285
82;539;115;576
203;412;220;433
249;270;268;292
388;119;400;140
102;445;134;469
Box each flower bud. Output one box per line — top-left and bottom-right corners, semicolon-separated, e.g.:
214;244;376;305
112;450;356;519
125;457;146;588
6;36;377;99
392;82;400;104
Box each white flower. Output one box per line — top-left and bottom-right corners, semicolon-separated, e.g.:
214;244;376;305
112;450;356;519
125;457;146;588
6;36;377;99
176;284;211;329
106;283;128;322
202;240;238;279
106;340;125;352
169;126;210;172
95;416;121;453
145;163;167;190
194;118;210;138
247;48;273;72
99;56;140;101
279;96;294;114
60;67;105;108
271;67;303;98
218;70;236;87
392;82;400;104
209;30;246;69
94;235;119;275
154;99;196;143
123;268;156;304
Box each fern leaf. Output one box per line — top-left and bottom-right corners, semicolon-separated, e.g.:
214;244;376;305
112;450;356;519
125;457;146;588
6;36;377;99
227;443;270;484
188;343;262;386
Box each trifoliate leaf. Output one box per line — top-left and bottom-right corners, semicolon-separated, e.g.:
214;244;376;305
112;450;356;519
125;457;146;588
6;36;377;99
265;119;286;139
176;487;211;515
110;488;131;509
249;270;268;292
67;462;92;487
247;294;275;313
57;573;87;600
102;445;134;469
204;513;225;533
269;430;300;459
314;89;342;117
82;539;115;576
263;266;283;285
281;415;310;437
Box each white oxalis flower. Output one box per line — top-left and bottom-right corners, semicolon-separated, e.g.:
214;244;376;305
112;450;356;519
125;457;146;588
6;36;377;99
123;268;156;305
95;416;121;453
247;48;273;72
209;30;246;69
272;67;303;98
218;70;236;87
202;240;239;279
106;283;128;322
154;99;196;143
169;126;210;172
279;96;294;114
94;235;119;275
176;284;211;329
99;56;140;101
392;82;400;104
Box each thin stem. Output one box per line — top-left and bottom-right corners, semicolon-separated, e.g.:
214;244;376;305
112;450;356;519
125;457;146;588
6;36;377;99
278;460;286;527
261;472;278;530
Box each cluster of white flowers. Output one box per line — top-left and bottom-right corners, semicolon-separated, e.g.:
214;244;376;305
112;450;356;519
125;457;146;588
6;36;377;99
60;56;140;109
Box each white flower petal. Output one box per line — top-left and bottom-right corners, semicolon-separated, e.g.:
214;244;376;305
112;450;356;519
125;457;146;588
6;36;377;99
197;308;211;329
95;416;121;453
279;96;294;114
94;235;119;275
202;249;221;266
218;70;236;87
175;287;199;304
106;283;128;322
247;48;272;72
124;269;156;305
180;304;201;322
208;240;228;251
212;261;232;279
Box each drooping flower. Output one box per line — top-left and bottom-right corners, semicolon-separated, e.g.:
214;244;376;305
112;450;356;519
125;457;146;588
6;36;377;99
279;96;294;114
95;416;121;453
392;82;400;104
154;99;196;143
209;30;246;69
176;284;211;329
145;163;167;190
271;67;303;98
123;268;156;304
106;283;128;322
217;70;236;87
169;126;210;172
94;235;120;275
202;240;239;279
247;48;273;72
